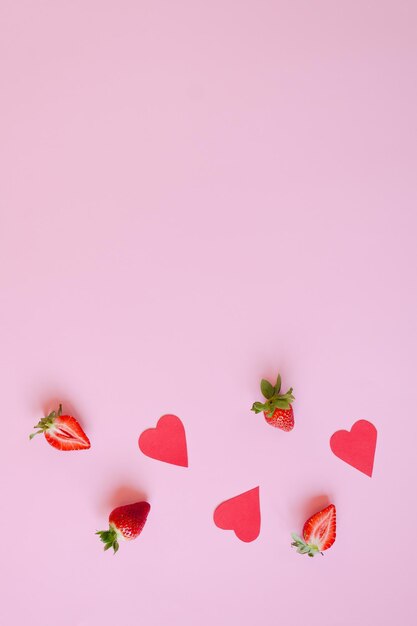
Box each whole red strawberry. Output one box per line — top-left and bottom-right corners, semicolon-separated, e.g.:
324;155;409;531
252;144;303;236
291;504;336;557
29;404;90;451
97;501;151;554
251;374;295;431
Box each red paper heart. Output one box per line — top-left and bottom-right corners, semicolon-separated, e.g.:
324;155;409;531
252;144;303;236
330;419;377;477
213;487;261;542
138;414;188;467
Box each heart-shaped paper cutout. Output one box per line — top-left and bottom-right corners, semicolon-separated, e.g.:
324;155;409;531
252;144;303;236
139;414;188;467
213;487;261;542
330;419;377;477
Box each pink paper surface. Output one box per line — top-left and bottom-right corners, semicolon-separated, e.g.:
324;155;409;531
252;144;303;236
214;487;261;542
1;2;417;625
330;420;377;477
139;414;188;467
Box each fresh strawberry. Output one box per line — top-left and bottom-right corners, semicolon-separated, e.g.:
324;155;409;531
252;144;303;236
291;504;336;557
97;501;151;554
29;404;90;451
251;373;295;431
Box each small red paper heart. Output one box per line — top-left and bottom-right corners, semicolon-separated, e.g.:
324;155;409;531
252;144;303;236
330;420;377;477
138;414;188;467
213;487;261;542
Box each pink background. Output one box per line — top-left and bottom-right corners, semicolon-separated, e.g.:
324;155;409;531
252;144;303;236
1;1;417;625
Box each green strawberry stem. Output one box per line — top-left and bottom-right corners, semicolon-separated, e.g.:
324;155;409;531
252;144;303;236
29;404;63;440
251;374;295;418
96;526;120;554
291;533;323;557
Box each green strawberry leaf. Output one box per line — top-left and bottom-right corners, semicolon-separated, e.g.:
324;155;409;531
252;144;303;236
251;401;266;413
272;399;290;409
274;373;282;394
253;376;294;417
260;379;274;399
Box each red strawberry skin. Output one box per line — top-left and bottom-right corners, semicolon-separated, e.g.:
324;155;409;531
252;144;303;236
264;406;294;431
110;502;151;540
30;404;90;451
303;504;336;551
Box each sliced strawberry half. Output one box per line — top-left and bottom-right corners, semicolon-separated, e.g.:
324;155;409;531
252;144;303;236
30;404;91;451
291;504;336;557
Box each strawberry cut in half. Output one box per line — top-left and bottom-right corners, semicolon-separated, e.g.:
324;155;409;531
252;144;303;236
97;501;151;554
29;404;91;451
291;504;336;557
251;373;295;431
